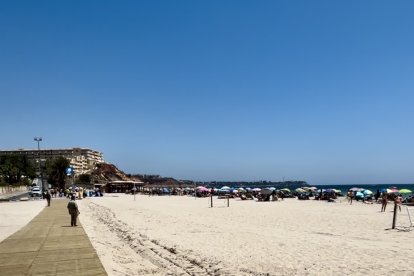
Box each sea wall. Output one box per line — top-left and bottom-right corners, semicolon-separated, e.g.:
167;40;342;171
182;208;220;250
0;185;28;195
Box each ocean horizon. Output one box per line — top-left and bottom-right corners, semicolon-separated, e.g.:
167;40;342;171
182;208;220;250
209;183;414;193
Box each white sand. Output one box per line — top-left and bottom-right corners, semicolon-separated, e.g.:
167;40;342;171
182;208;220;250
0;199;46;242
78;194;414;275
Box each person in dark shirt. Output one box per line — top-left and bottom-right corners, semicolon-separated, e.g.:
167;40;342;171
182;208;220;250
45;190;51;207
67;195;79;227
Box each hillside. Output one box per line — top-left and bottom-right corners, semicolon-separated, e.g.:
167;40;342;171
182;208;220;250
90;163;137;183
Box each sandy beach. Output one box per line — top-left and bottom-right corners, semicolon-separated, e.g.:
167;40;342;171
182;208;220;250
75;194;414;275
1;194;412;275
0;199;45;242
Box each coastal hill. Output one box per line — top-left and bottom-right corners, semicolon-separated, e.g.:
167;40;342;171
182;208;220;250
89;163;183;187
89;163;308;189
90;163;135;183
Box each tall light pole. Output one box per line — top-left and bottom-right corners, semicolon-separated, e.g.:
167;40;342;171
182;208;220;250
34;137;45;192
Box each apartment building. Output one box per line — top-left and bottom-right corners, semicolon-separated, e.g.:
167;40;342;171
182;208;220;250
0;148;104;175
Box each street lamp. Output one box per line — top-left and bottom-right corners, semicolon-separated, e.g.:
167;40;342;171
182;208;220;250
34;137;45;192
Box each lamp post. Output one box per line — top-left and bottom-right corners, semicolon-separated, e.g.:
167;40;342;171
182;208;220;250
34;137;45;192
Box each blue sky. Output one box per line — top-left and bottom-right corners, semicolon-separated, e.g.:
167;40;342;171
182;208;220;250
1;1;413;184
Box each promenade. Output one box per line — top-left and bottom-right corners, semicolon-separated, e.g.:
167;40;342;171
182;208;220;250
0;198;107;276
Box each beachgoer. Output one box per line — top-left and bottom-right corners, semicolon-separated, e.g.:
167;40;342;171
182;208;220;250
375;189;380;202
278;191;284;201
272;190;278;201
395;195;402;212
45;190;51;207
347;190;353;205
381;192;388;212
67;195;80;227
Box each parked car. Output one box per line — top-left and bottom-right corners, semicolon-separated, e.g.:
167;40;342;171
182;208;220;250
30;186;42;197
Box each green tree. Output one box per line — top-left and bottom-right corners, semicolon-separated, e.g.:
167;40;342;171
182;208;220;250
46;157;70;190
77;174;91;185
0;155;36;184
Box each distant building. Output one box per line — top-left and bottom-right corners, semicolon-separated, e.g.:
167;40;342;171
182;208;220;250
0;147;104;175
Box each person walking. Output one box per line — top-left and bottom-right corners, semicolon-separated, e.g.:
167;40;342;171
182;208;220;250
67;195;80;227
381;192;388;212
347;190;353;205
45;190;51;207
395;194;403;212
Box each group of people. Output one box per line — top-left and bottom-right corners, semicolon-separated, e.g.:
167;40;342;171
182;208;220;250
347;189;403;212
380;192;403;212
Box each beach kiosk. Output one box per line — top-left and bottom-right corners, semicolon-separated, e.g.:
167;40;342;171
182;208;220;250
106;180;144;193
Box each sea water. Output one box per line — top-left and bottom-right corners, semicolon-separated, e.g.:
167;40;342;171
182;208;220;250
313;184;414;194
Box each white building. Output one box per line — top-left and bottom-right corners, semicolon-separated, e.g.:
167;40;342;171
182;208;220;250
0;147;105;175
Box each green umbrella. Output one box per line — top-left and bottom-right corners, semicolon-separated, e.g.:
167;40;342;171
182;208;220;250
399;189;412;194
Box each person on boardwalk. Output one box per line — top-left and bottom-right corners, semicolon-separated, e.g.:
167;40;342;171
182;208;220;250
381;192;388;212
45;190;51;207
67;195;79;227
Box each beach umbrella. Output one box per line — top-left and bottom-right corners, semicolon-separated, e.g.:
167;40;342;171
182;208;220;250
363;189;373;195
238;187;246;192
252;188;261;192
399;189;412;194
355;192;364;199
268;187;276;191
221;186;231;190
295;188;305;193
309;187;317;190
232;189;238;193
197;186;209;192
261;188;273;195
349;187;363;192
334;189;342;194
281;188;291;192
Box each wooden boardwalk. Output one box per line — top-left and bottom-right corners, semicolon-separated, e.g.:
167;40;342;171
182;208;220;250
0;198;107;276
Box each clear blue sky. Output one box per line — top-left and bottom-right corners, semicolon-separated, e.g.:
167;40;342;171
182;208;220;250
1;1;413;184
